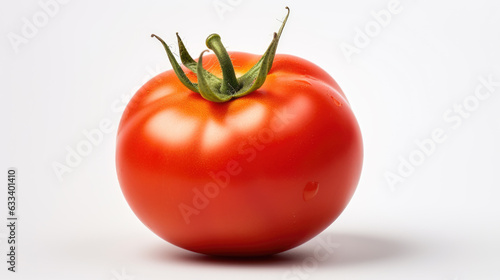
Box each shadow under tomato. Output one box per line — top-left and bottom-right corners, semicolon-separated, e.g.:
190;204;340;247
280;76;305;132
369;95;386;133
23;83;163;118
149;231;418;268
170;252;307;267
314;232;418;267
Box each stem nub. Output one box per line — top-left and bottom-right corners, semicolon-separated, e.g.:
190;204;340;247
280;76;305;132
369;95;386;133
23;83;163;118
205;34;240;95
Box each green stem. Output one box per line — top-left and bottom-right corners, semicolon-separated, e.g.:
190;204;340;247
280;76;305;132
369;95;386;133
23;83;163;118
152;7;290;103
205;34;240;95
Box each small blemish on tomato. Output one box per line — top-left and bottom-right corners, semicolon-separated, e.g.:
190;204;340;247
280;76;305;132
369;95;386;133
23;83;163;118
303;182;319;201
294;79;312;86
330;95;342;106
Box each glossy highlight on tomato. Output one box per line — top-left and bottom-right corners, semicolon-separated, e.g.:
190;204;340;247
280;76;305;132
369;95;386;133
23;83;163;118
116;8;363;257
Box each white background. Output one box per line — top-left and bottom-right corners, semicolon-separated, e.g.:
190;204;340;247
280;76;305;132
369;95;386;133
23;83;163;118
1;0;500;279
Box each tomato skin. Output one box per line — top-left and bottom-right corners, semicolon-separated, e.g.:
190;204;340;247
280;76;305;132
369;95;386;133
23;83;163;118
116;52;363;256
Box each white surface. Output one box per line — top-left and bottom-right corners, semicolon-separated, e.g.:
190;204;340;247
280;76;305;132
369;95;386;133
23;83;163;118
1;0;500;279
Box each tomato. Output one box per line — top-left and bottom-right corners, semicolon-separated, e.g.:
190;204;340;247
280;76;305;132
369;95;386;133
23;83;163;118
116;8;363;256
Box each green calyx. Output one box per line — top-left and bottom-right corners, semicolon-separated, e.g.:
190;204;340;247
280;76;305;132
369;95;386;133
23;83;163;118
151;7;290;103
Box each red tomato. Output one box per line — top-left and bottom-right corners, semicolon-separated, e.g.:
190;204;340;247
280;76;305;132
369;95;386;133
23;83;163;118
116;8;362;256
